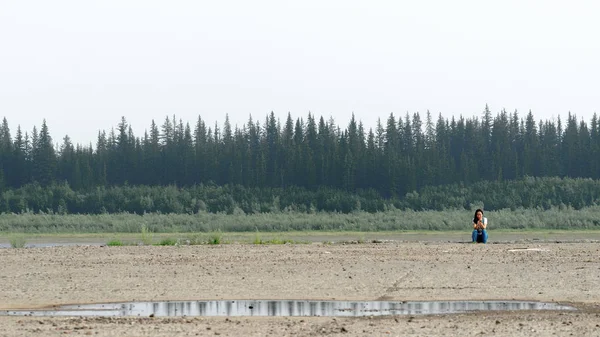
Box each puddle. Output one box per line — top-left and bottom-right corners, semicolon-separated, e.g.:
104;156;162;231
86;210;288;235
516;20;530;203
0;300;576;317
508;248;549;252
0;243;103;249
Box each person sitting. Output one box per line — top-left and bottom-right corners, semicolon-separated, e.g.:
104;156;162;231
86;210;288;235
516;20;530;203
471;208;488;243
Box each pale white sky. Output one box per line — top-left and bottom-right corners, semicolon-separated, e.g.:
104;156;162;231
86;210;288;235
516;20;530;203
1;0;599;146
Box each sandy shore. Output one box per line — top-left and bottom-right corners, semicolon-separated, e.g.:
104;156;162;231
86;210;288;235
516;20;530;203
1;242;599;336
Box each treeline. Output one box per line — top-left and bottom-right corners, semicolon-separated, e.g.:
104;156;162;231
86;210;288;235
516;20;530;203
1;106;600;198
405;176;600;211
0;183;385;214
1;177;599;215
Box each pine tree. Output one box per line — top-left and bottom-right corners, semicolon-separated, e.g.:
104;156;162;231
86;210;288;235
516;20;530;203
590;113;600;179
32;120;56;186
12;126;28;187
481;104;493;180
523;110;539;176
490;110;510;181
577;119;591;177
304;114;317;187
58;135;75;184
280;113;295;187
384;113;399;197
264;112;279;186
193;116;207;184
562;113;579;177
0;118;13;187
95;130;108;186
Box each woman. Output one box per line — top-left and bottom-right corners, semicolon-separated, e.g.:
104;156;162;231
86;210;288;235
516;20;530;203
472;209;488;243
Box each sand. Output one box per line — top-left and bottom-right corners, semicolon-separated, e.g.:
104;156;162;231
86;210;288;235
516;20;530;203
1;241;599;336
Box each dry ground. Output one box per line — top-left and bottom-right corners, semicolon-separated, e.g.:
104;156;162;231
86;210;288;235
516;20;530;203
1;241;599;336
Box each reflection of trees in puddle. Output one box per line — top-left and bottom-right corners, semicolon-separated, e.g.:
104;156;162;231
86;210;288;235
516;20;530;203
1;300;576;318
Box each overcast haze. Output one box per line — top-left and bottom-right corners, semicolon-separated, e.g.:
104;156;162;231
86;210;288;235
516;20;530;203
1;0;599;146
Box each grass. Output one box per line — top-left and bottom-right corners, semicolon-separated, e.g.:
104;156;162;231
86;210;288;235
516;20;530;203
253;236;296;245
174;231;226;245
263;238;296;244
106;239;124;246
4;229;600;248
252;231;306;244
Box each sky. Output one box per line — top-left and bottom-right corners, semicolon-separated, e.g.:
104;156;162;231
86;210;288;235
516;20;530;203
1;0;599;146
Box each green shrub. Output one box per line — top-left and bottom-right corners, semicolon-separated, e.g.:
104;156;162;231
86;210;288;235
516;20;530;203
2;204;600;234
157;238;178;246
9;234;27;248
208;231;222;245
252;232;263;245
140;224;153;245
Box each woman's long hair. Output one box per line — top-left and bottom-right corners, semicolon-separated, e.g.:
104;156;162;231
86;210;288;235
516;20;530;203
473;209;484;223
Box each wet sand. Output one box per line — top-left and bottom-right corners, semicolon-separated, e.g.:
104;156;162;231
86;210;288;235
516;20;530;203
1;241;599;336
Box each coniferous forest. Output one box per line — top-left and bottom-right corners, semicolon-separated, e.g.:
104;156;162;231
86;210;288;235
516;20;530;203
1;105;600;215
